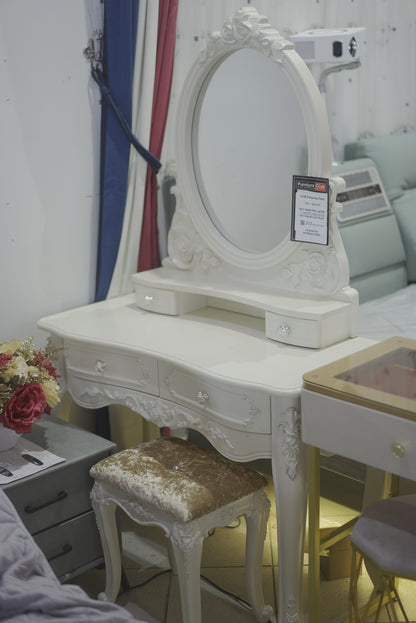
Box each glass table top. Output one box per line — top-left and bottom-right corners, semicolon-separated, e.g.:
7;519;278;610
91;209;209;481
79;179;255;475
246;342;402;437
303;337;416;420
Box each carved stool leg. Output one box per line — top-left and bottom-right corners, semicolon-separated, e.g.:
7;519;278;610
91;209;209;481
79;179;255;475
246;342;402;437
91;490;121;602
168;523;205;623
244;490;273;622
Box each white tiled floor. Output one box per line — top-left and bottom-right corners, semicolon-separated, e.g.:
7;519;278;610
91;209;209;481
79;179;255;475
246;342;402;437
73;466;416;622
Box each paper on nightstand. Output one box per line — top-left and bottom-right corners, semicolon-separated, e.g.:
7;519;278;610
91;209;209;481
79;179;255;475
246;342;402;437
0;437;65;484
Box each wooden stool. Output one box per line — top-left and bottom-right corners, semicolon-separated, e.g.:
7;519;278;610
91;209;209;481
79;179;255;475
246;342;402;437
90;436;273;623
349;494;416;622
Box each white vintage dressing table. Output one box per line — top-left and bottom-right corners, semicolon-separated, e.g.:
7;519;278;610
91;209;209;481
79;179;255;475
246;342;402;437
39;9;373;622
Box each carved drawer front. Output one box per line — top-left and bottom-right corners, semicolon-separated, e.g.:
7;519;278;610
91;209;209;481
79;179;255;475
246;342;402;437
33;510;103;580
65;342;158;395
159;362;270;433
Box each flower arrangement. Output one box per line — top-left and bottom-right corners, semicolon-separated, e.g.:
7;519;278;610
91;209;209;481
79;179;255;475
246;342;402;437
0;338;61;434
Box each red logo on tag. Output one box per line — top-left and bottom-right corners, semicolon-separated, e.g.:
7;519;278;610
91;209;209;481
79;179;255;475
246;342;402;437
315;182;326;192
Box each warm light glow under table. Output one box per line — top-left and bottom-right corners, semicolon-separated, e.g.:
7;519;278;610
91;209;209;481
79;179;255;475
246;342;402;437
302;336;416;623
38;294;374;623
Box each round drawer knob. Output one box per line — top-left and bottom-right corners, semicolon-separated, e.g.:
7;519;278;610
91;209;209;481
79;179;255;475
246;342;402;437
279;324;291;337
196;391;209;406
391;443;406;458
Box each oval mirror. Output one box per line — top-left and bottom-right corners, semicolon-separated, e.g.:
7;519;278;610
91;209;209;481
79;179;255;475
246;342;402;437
134;8;352;337
193;47;309;254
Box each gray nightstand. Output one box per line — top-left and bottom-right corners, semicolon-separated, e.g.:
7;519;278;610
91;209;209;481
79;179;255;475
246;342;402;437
1;415;116;581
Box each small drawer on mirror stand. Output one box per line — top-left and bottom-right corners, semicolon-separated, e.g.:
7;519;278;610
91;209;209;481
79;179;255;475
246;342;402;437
265;302;353;349
266;313;319;348
133;282;207;315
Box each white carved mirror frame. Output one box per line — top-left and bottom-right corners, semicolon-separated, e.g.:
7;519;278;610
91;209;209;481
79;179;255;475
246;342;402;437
133;8;358;349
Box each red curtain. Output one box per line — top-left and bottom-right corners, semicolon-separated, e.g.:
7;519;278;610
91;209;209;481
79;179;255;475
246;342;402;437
137;0;179;272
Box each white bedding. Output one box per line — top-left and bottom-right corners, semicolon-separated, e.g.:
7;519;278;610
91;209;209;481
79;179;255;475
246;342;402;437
0;489;144;622
358;284;416;342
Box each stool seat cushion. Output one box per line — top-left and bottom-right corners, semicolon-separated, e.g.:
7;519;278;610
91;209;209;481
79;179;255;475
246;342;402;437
90;437;267;523
351;493;416;578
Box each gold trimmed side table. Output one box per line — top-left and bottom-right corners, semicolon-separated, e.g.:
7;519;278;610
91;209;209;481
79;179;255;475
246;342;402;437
302;336;416;623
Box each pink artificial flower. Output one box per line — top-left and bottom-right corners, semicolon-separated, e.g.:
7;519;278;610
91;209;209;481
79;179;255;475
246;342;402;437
1;383;47;434
0;353;12;369
33;352;60;380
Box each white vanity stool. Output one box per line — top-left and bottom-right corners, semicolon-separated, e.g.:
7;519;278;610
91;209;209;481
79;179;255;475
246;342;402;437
90;436;273;623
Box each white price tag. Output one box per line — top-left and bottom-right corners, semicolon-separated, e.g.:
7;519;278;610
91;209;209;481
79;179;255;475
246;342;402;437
291;176;329;245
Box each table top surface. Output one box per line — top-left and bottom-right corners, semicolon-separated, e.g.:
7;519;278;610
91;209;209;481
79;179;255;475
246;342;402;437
1;415;115;491
303;336;416;420
38;294;374;394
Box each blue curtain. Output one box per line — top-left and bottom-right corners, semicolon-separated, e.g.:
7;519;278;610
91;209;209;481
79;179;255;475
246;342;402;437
95;0;139;302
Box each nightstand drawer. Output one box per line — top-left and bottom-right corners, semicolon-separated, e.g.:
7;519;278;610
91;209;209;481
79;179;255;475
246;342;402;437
159;362;270;433
65;342;158;395
33;510;103;580
6;454;97;535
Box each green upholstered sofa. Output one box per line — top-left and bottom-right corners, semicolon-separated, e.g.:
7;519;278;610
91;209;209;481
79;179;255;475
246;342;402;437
332;133;416;341
321;134;416;486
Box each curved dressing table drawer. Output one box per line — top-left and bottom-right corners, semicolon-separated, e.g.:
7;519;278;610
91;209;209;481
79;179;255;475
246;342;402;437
159;362;270;434
65;342;159;396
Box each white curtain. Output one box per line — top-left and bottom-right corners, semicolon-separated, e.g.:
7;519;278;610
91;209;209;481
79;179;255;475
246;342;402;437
107;0;159;298
106;0;161;449
163;0;416;166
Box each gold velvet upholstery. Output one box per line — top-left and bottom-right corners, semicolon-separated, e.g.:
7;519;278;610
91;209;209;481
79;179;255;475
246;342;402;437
90;437;267;523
